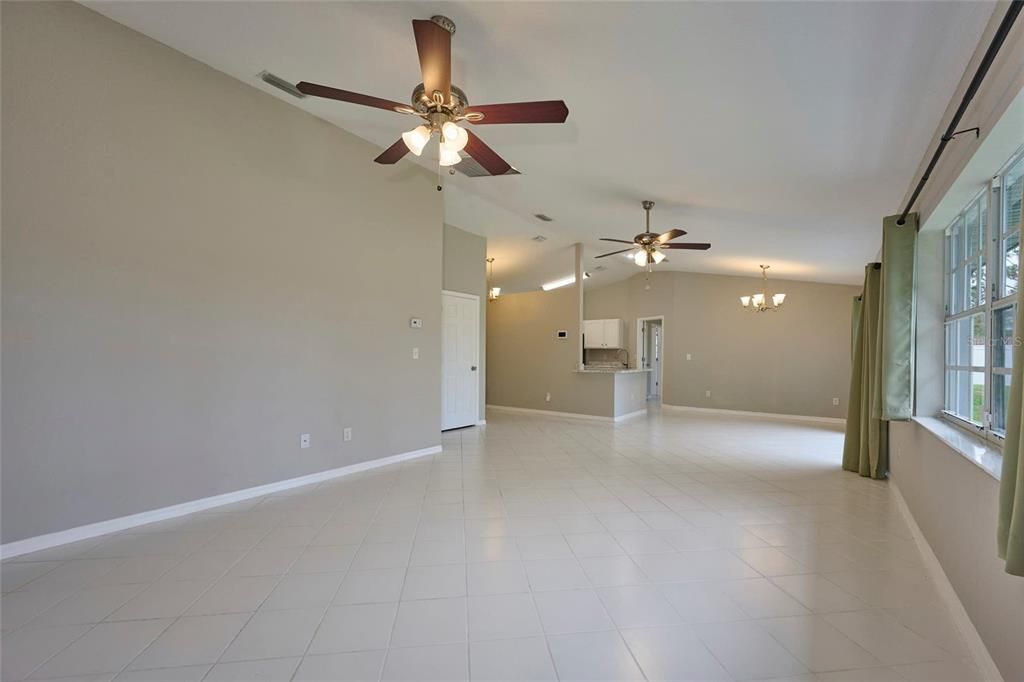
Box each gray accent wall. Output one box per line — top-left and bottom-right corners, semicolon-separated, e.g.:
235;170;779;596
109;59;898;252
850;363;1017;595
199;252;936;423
442;224;487;422
585;271;858;419
1;2;445;543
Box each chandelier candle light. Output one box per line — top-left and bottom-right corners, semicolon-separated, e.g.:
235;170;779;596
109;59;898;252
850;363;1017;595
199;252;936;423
740;265;786;312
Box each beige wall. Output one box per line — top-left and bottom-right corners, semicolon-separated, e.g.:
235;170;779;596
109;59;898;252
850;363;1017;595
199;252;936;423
891;422;1024;681
585;271;859;419
442;224;487;421
1;2;446;543
487;287;618;417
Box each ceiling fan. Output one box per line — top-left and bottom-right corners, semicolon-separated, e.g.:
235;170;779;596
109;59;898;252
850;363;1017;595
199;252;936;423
294;15;568;180
596;201;711;269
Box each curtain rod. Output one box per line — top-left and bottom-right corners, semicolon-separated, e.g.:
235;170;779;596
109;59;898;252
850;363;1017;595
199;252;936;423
897;0;1023;228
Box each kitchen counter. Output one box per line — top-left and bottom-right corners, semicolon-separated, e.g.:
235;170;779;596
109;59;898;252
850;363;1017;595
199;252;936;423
574;367;651;374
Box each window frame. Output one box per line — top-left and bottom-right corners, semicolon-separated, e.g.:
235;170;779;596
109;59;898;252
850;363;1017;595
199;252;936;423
942;145;1024;446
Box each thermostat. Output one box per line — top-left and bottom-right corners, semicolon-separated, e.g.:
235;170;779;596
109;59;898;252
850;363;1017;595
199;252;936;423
410;318;423;329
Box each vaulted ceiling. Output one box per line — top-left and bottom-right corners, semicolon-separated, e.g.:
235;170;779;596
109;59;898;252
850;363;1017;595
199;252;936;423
87;1;995;291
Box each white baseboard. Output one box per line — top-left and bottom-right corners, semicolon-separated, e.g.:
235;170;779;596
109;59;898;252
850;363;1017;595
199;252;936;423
890;483;1003;682
661;404;846;426
614;409;648;422
0;444;442;560
486;404;613;422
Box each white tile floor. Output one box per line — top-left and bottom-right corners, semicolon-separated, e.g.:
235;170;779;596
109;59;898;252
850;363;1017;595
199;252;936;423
2;408;989;681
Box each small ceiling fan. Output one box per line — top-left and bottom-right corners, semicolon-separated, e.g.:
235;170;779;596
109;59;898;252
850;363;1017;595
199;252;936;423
596;201;711;269
294;15;568;179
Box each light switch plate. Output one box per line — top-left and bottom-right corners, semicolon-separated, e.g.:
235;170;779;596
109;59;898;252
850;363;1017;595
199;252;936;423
412;347;419;360
300;433;311;449
343;427;352;442
410;318;423;328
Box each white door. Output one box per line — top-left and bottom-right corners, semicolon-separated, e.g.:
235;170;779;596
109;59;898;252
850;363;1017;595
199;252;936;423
649;323;662;397
442;291;480;430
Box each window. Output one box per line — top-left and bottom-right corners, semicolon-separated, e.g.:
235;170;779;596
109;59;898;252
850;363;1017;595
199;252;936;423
944;146;1024;442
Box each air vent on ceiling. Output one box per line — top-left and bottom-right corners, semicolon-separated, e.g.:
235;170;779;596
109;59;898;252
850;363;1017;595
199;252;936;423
592;265;607;272
259;71;306;99
534;213;554;222
531;235;548;242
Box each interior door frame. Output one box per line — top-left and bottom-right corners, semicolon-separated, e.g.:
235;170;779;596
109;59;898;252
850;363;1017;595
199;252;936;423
636;315;665;399
441;289;481;430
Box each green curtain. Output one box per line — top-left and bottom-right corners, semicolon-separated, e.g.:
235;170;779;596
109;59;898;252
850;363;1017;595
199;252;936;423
880;213;917;420
843;264;888;479
998;225;1024;576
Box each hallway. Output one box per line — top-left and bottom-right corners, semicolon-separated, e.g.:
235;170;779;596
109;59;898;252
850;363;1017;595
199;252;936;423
2;410;981;681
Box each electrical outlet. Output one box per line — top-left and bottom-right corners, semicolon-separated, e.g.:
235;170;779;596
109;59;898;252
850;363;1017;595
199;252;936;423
832;397;840;406
300;433;311;449
705;390;712;398
412;347;419;360
545;392;551;402
343;427;352;442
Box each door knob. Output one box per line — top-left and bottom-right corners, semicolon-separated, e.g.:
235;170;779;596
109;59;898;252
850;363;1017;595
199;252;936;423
471;366;478;371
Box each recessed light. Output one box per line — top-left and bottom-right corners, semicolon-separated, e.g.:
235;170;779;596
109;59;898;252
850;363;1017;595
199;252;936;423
534;214;554;222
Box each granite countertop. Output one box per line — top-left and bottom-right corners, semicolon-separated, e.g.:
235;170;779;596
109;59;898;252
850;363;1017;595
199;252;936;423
574;367;652;374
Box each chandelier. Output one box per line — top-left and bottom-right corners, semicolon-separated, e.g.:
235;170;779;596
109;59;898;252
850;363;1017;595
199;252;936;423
486;258;500;301
740;265;786;312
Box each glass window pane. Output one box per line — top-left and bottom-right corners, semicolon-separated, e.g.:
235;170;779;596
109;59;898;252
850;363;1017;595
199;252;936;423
1004;154;1023;235
952;267;964;314
945;322;956;366
972;371;985;424
993;305;1015;370
951;217;964;265
993;373;1012;435
968;262;979;309
1003;232;1019;297
980;257;987;306
966;201;980;255
953;314;986;367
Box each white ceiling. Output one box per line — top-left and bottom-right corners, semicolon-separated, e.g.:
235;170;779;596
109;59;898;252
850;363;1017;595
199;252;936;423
87;1;994;291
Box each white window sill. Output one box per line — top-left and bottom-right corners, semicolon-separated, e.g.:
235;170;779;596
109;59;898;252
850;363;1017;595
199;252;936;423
912;416;1003;481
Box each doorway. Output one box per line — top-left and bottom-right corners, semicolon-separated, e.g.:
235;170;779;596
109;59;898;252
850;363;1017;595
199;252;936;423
441;290;480;430
637;316;664;399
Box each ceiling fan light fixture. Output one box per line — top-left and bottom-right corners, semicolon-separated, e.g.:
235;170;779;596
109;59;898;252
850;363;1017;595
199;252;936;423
438;146;462;166
402;125;431;156
441;122;469;151
633;250;648;267
651;250;666;264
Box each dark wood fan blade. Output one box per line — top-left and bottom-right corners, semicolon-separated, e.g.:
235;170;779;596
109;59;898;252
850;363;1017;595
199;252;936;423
661;243;711;250
412;19;451;102
374;139;409;165
464;130;512;175
465;101;569;124
600;238;637;244
656;229;687;244
595;248;636;259
296;82;407;112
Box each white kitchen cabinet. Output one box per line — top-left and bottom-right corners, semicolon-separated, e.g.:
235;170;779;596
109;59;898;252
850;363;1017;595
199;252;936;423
584;319;625;349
